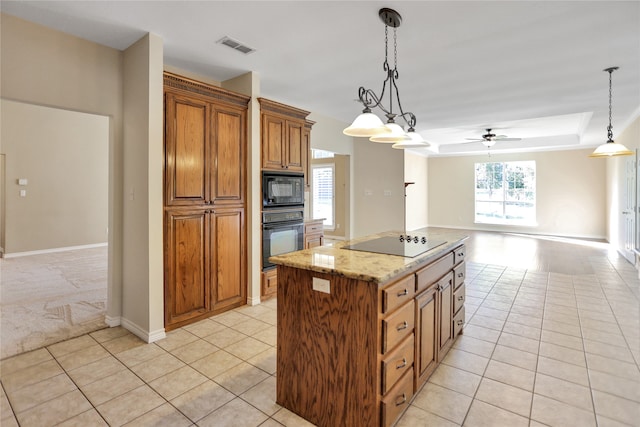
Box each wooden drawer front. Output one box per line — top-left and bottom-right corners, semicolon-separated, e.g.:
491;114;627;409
416;252;454;293
304;221;323;233
382;301;414;354
453;305;465;337
381;368;414;427
454;262;465;290
383;275;416;314
453;283;465;315
381;335;414;395
454;244;466;265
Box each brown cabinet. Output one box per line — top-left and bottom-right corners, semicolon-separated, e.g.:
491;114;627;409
164;72;249;330
304;219;324;249
303;120;314;189
261;268;278;298
259;98;311;172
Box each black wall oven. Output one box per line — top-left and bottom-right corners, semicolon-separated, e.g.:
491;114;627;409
262;171;304;209
262;208;304;270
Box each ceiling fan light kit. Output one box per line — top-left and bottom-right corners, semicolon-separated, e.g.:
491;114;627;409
590;67;633;158
343;8;428;149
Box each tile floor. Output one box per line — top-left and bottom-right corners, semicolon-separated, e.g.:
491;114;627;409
1;232;640;426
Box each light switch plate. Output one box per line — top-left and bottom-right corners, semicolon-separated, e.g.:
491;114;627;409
312;277;330;294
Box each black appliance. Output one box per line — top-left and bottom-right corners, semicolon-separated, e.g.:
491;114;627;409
262;171;304;208
262;208;305;270
343;234;447;258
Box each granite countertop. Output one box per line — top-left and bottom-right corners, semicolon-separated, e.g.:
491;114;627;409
269;228;468;284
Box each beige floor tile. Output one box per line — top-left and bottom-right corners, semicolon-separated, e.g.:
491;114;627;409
542;319;582;337
66;355;126;386
0;414;18;427
241;376;281;416
129;352;186;383
148;365;208;401
212;310;253;327
544;310;581;326
203;327;247;348
198;396;268;427
596;415;638;427
170;380;235;422
475;307;509;320
56;408;108;426
190;350;243;379
0;348;52;378
168;338;218;364
531;394;596;427
396;405;459;427
452;335;496;358
462;325;501;343
463;399;528;427
583;339;635;363
412;382;472;424
155;329;199;352
214;361;270;395
538;341;586;367
252;325;277;347
100;333;147;355
272;407;316;427
497;332;539;354
182;319;227;338
47;335;98;358
15;389;92;426
81;368;144;406
1;359;64;393
231;318;272;336
536;355;589;386
234;303;274;318
501;321;541;340
116;343;167;367
534;373;593;411
96;385;164;426
592;390;640;426
483;359;535;391
428;364;482;397
247;347;277;375
586;353;640;381
442;348;489;376
468;314;505;331
589;370;640;403
540;329;584;351
122;402;192;427
491;345;537;371
7;373;76;413
224;336;272;361
254;309;278;326
478;299;511;312
474;378;532;417
509;304;544;319
507;313;543;329
56;344;111;371
90;326;130;343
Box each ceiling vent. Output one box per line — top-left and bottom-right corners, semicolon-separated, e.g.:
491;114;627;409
217;36;255;55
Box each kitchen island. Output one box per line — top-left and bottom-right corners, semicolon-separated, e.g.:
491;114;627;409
269;229;468;427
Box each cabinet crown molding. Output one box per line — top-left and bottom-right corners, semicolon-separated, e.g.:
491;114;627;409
258;97;310;120
164;72;250;107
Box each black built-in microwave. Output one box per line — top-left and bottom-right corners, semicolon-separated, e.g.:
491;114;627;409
262;171;304;208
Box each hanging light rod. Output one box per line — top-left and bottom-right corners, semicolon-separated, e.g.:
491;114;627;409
590;66;633;157
343;8;428;148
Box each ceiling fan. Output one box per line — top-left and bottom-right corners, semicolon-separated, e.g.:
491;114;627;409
465;128;521;147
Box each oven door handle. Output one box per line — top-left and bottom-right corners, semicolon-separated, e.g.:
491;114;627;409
263;221;304;230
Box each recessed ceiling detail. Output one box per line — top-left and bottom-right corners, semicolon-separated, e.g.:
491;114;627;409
217;36;255;55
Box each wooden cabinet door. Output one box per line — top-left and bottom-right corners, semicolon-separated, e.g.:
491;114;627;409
305;235;323;249
262;114;285;170
285;120;304;171
438;273;454;357
210;208;246;310
165;94;209;206
415;286;438;388
302;126;311;188
211;105;245;205
165;209;210;325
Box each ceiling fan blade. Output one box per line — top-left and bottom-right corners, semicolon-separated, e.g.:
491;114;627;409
465;138;485;141
495;137;521;141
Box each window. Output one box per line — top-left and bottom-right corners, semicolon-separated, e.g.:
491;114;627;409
312;149;334;159
475;161;536;225
312;164;334;230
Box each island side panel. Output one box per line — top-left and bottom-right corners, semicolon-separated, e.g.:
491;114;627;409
277;266;379;427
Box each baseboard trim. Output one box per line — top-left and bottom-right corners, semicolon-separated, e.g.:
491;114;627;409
105;315;121;327
120;317;166;344
4;243;108;259
247;296;262;306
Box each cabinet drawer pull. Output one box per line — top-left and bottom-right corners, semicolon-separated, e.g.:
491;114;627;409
457;295;465;301
395;393;407;406
458;252;464;257
397;289;408;297
396;321;408;331
396;357;407;369
457;320;464;326
457;272;464;278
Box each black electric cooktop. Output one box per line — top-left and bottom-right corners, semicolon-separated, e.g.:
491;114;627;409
343;234;447;258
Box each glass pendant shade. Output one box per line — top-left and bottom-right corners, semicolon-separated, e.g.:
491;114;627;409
482;140;497;148
589;141;633;157
392;131;430;149
343;112;388;137
369;123;411;143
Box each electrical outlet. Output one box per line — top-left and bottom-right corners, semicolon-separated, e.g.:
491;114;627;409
312;277;330;294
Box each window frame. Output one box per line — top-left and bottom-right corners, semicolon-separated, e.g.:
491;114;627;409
311;163;335;231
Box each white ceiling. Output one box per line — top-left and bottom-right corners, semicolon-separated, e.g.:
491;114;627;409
2;1;639;156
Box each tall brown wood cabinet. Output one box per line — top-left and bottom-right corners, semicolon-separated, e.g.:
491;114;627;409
163;72;250;330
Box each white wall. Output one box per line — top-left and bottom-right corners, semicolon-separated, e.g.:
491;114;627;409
428;148;606;239
1;100;108;254
404;152;429;231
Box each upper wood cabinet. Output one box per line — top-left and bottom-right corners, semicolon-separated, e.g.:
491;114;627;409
258;98;312;172
303;120;314;189
165;73;248;207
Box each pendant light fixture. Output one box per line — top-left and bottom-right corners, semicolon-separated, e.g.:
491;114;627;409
590;67;633;157
343;8;428;148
